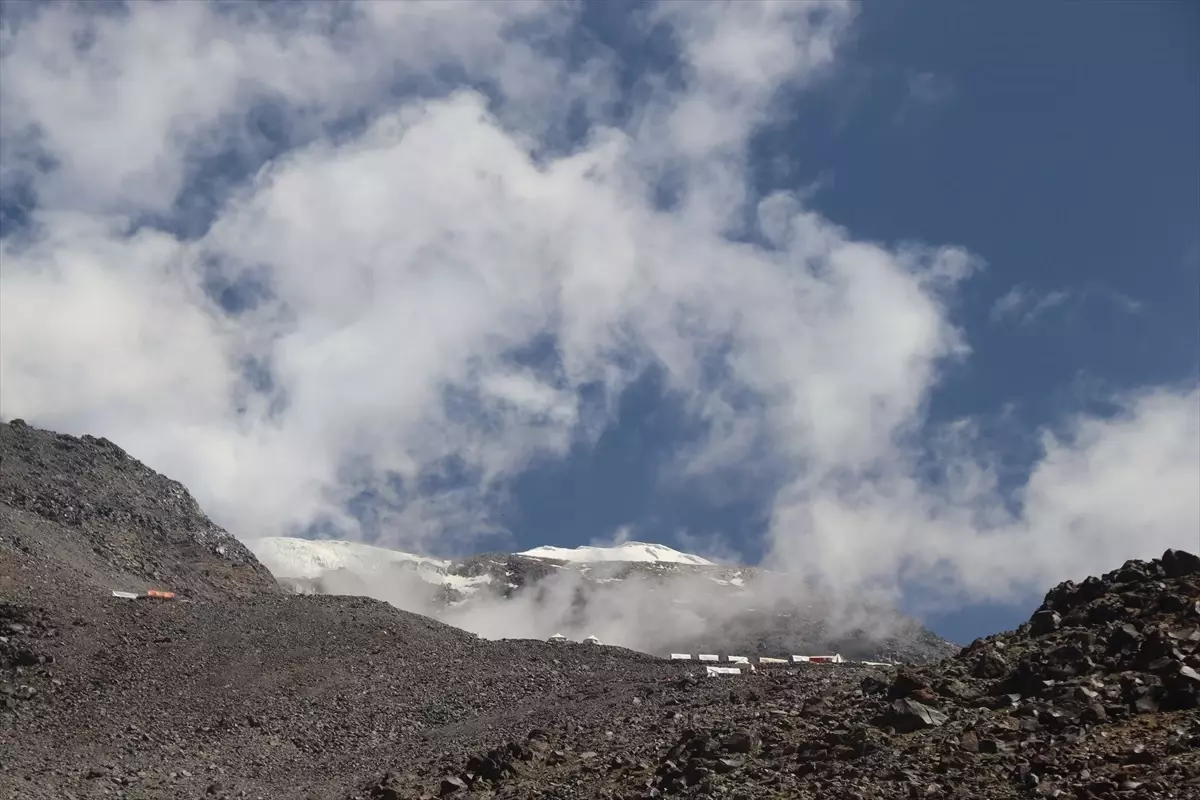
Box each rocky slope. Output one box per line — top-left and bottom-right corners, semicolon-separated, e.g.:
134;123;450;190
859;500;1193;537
364;549;1200;799
2;419;1197;800
0;418;275;602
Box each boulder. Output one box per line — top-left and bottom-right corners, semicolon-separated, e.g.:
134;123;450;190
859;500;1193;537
1161;549;1200;578
882;699;948;733
439;776;468;796
721;730;760;755
1029;610;1062;637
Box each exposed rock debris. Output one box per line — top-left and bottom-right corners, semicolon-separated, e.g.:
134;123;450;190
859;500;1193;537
1;418;276;600
1;420;1197;799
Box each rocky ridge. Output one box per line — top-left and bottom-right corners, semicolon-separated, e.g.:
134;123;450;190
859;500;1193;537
0;418;275;601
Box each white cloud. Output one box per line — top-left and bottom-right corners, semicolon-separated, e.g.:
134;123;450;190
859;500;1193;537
1;0;1194;608
766;386;1200;606
905;70;954;107
991;285;1071;324
991;283;1141;326
0;0;585;216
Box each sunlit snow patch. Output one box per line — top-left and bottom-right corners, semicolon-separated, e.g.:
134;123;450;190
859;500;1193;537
517;542;714;566
248;537;449;580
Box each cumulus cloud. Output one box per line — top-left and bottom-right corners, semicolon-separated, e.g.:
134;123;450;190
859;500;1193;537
767;385;1200;607
1;0;1195;613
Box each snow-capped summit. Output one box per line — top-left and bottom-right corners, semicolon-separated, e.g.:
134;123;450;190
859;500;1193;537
251;537;714;576
516;541;715;566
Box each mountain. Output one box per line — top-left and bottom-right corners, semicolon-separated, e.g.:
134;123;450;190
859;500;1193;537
517;542;716;566
249;536;462;583
2;419;1198;800
249;535;957;664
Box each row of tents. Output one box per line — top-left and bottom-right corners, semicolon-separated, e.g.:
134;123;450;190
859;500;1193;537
546;634;893;670
547;633;602;645
697;653;897;677
671;652;853;664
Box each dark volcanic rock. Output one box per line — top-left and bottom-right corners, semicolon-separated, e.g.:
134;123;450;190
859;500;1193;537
882;698;949;732
1029;609;1062;636
438;776;468;795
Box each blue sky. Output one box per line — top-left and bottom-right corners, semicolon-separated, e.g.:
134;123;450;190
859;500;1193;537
1;1;1197;644
507;0;1200;640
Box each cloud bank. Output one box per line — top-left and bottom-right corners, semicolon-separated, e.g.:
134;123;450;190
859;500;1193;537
1;0;1195;610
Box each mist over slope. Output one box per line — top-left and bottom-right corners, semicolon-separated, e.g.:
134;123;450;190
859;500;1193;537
250;535;957;664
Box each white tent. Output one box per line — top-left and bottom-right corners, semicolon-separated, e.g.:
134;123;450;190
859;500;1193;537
793;654;844;664
583;634;603;645
706;666;741;676
547;633;567;643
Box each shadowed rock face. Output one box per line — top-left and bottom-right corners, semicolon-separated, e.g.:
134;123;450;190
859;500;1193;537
2;420;1197;799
